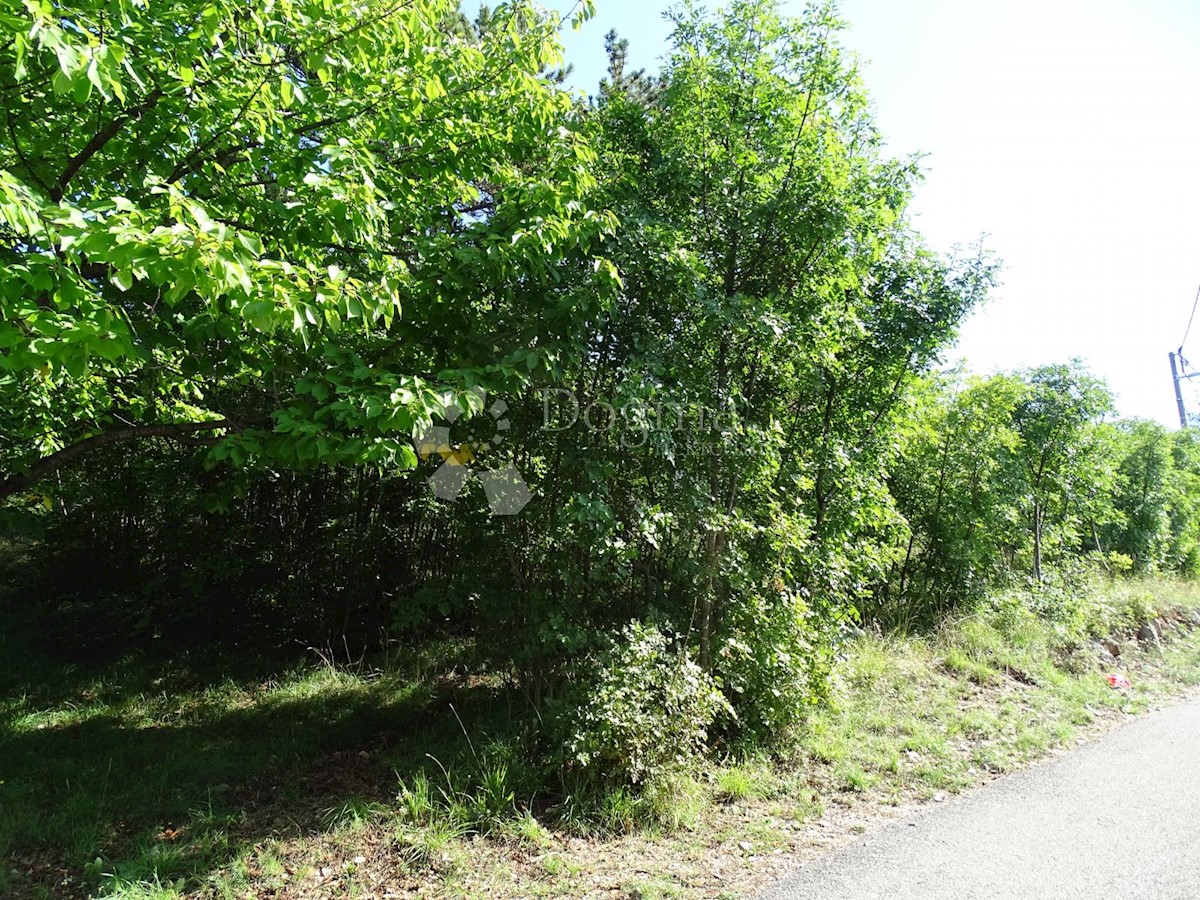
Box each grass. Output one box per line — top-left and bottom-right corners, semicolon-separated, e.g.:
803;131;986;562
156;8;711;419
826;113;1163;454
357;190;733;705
2;576;1199;899
0;616;531;899
713;769;754;802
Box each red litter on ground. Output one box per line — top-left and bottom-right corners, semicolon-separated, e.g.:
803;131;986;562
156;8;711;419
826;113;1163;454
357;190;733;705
1106;674;1132;690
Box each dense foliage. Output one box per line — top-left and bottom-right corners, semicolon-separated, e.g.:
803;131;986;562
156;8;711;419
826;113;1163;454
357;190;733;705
0;0;614;502
876;362;1200;629
3;0;1197;790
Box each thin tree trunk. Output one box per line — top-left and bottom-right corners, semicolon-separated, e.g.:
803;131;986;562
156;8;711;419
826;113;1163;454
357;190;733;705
1032;502;1043;582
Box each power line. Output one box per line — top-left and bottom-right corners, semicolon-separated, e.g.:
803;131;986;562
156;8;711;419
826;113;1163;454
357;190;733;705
1180;282;1200;354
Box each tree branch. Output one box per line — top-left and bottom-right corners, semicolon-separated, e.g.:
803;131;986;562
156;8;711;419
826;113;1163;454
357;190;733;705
50;87;165;202
0;419;235;501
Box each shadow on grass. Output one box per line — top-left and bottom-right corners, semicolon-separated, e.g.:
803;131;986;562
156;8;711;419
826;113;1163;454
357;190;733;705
0;617;530;899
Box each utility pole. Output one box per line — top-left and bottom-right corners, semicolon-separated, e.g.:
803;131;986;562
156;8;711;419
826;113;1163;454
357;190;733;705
1170;351;1189;428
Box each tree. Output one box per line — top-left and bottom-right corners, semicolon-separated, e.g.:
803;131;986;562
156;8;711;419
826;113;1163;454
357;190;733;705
596;29;661;105
1011;362;1114;581
877;372;1025;626
0;0;613;503
476;0;994;735
644;0;991;674
1165;429;1200;574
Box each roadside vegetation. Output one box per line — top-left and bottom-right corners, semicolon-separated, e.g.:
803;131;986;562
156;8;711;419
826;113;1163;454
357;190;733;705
3;1;1200;898
3;576;1199;900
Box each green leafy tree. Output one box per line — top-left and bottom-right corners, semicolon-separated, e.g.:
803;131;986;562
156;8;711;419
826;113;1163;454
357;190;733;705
477;0;994;737
1011;362;1114;581
1097;420;1200;575
1165;429;1200;574
0;0;613;502
1101;420;1172;571
877;372;1025;626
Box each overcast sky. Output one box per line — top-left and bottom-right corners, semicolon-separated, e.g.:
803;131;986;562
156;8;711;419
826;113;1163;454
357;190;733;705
534;0;1200;426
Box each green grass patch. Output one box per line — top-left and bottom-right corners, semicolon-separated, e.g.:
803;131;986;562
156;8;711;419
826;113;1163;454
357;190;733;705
795;577;1200;802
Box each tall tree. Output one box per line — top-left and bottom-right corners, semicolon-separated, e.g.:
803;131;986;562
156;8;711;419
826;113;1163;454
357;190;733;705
493;0;995;735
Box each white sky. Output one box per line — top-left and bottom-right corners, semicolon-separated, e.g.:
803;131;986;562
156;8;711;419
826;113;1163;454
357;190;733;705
540;0;1200;426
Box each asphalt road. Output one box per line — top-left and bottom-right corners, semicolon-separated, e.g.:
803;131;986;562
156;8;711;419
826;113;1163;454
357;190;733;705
760;698;1200;900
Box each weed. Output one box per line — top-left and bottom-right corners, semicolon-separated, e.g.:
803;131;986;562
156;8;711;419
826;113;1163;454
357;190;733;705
643;773;704;832
714;768;754;803
624;877;688;899
321;797;385;830
398;770;436;824
395;817;469;872
503;810;552;847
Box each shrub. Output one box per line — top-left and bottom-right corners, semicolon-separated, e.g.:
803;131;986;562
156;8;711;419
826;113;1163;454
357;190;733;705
716;588;835;744
565;621;730;785
1109;591;1157;635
